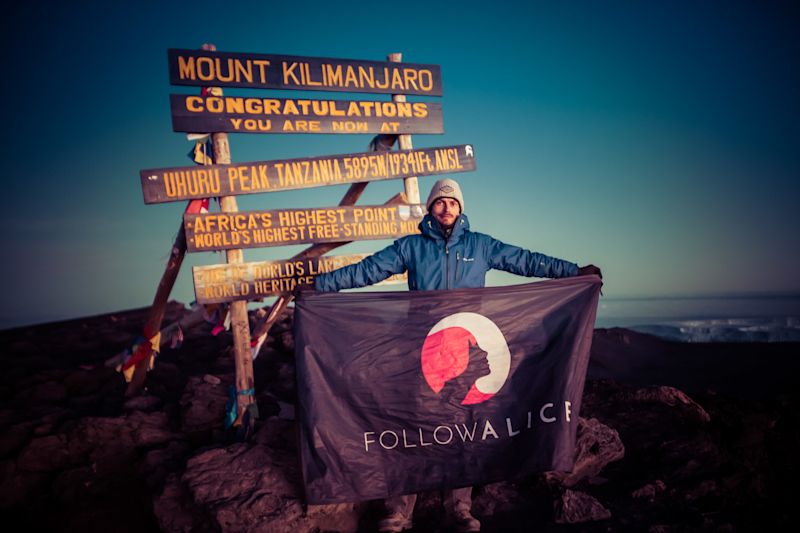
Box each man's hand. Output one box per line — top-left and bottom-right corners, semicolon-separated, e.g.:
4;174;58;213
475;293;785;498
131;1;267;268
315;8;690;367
292;280;316;298
577;264;602;279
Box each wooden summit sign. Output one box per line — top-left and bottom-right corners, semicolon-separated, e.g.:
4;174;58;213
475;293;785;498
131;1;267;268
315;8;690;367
141;145;475;203
170;95;443;134
193;254;406;304
184;204;424;252
168;49;442;96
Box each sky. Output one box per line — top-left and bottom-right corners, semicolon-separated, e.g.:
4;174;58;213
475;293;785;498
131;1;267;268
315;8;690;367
1;1;798;328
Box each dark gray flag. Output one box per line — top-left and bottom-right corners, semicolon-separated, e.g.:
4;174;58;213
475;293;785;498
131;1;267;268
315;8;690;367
294;276;601;504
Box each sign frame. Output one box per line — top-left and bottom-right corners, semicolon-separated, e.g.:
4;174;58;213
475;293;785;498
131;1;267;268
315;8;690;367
184;204;425;253
168;49;443;96
140;145;476;204
169;94;443;135
192;254;407;304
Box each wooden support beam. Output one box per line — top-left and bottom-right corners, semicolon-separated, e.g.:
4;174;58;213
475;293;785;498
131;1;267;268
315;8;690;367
200;44;256;422
388;53;422;206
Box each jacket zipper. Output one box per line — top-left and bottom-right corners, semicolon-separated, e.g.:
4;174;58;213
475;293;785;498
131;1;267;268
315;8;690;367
456;251;461;282
445;242;450;289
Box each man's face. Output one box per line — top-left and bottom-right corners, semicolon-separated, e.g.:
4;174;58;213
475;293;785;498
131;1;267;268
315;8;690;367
431;197;461;229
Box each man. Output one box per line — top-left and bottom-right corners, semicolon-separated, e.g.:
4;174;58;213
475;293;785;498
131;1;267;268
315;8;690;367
313;178;601;532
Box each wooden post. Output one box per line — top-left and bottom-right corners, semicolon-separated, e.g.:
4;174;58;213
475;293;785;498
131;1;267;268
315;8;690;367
388;53;421;206
125;216;192;396
199;45;256;421
125;43;223;396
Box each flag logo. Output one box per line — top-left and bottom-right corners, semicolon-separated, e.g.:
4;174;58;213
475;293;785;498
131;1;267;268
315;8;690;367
421;312;511;405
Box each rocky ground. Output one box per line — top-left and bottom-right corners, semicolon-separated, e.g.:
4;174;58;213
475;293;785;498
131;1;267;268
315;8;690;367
1;303;798;532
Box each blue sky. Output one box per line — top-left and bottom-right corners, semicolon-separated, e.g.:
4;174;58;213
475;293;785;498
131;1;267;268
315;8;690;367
2;1;798;327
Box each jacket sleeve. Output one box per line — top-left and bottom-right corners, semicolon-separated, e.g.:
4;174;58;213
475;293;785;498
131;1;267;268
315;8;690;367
486;237;578;279
314;241;407;292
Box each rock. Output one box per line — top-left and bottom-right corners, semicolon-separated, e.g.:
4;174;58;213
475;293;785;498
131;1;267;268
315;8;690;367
17;433;79;472
182;444;305;531
253;417;296;450
139;441;189;489
71;411;177;452
471;481;525;517
0;422;33;457
631;386;711;423
203;374;221;385
554;489;611;524
173;435;361;533
124;394;163;412
306;503;361;533
278;330;295;353
51;465;100;504
0;459;47;507
685;479;717;502
179;375;229;437
153;473;212;533
546;417;625;487
16;381;67;405
63;369;106;396
631;480;667;501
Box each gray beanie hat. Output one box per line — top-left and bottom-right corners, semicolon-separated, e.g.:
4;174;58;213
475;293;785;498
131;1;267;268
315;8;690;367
426;178;464;212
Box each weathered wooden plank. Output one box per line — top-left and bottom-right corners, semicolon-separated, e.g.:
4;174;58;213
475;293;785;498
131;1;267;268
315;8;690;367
168;49;442;96
193;254;406;304
141;145;476;203
184;204;424;253
170;95;443;134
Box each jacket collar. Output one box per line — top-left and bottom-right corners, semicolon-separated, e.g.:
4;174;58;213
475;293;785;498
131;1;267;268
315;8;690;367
420;213;470;244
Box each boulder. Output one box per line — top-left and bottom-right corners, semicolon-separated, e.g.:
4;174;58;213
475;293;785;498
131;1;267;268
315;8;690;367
631;480;667;501
179;375;229;437
554;489;611;524
630;386;711;423
172;417;360;533
0;459;47;507
17;434;79;472
546;417;625;487
153;473;214;533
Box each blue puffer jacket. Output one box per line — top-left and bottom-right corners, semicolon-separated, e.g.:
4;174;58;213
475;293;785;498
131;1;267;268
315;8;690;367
315;213;578;292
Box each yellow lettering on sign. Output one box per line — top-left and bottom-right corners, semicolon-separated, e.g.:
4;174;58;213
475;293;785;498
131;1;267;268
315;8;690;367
186;96;204;112
178;56;196;80
403;69;419;91
324;65;343;87
302;63;322;86
346;101;362;117
177;55;271;84
283;62;301;85
358;66;374;89
235;60;254;83
177;55;436;94
374;67;390;90
283;100;299;115
418;70;433;91
332;121;368;132
240;119;272;131
253;60;270;83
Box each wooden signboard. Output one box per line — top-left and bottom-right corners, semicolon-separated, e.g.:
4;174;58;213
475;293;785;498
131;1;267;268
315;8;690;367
141;145;476;204
193;254;407;304
170;95;443;134
168;49;442;96
184;204;424;253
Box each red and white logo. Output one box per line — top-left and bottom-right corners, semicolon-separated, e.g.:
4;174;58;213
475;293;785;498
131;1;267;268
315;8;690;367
421;312;511;405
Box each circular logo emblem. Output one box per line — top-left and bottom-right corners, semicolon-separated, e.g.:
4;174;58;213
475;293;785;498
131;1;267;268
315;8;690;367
420;312;511;405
